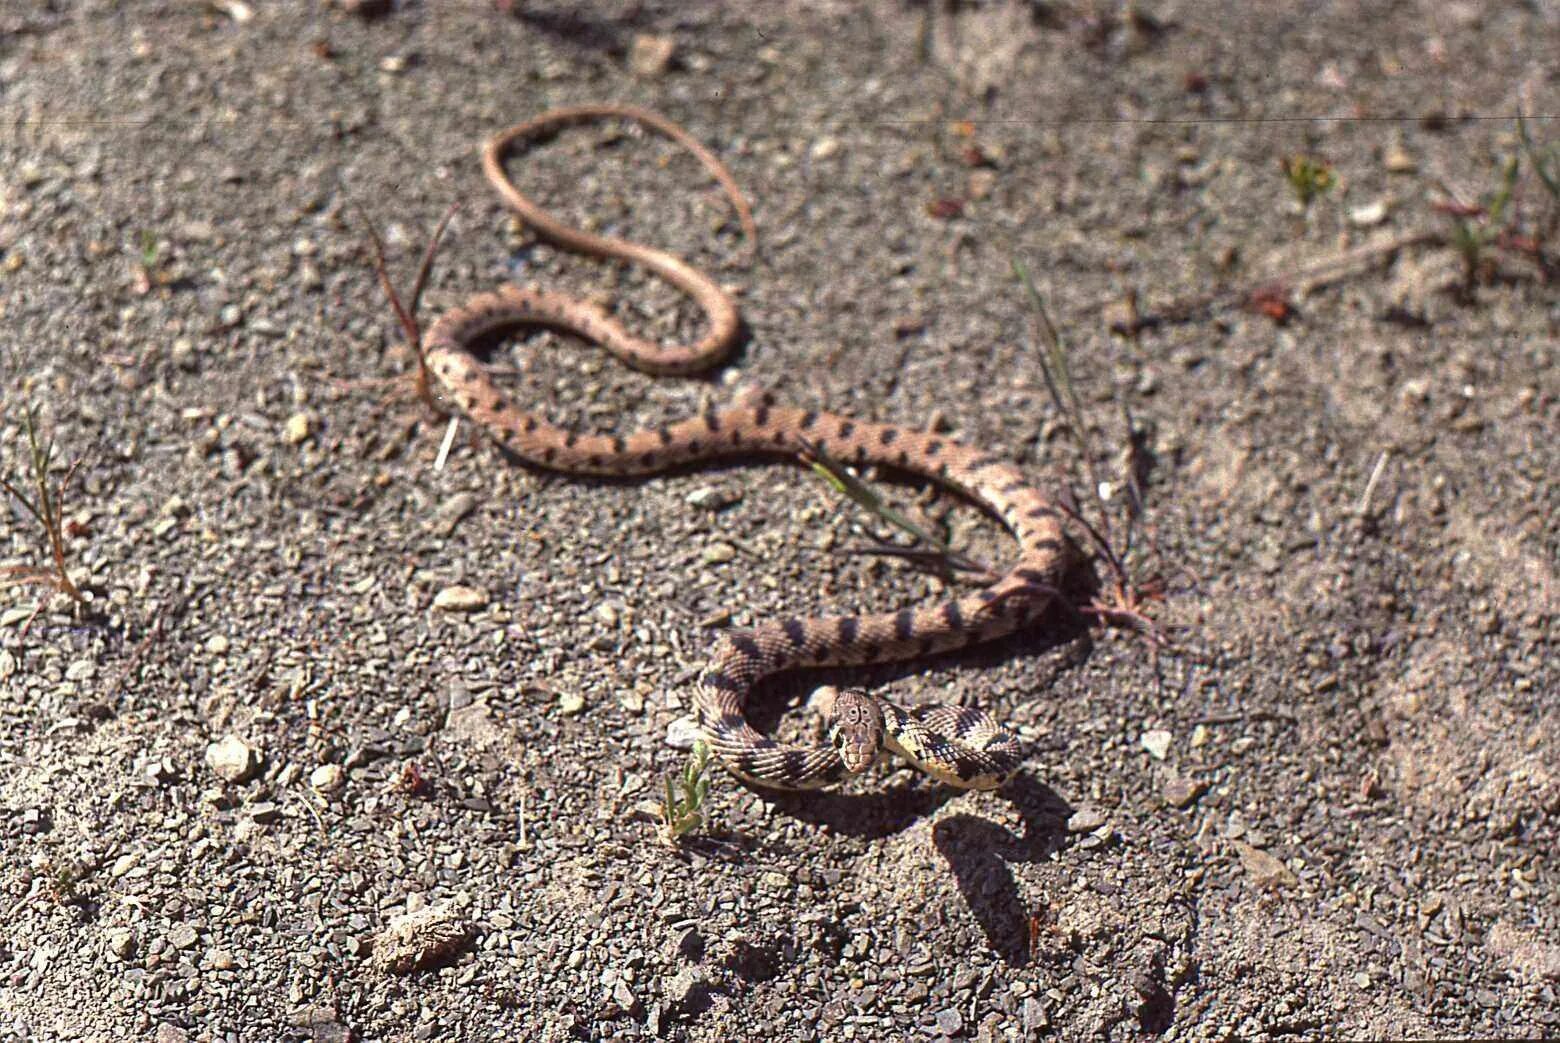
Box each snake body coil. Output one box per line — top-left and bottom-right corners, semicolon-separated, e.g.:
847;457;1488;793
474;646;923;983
425;106;1066;790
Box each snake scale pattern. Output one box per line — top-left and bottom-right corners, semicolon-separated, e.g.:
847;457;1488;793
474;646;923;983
424;105;1068;790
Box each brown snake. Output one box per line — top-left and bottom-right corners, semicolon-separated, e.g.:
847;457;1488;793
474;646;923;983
424;105;1067;789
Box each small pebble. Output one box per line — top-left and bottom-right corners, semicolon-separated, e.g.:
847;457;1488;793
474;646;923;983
701;542;736;565
1348;199;1389;227
629;34;675;77
558;691;586;716
248;801;281;824
427;492;478;536
309;763;345;792
205;735;261;783
1234;841;1297;889
1161;773;1206;808
1067;808;1107;833
1384;144;1417;173
810;137;840;161
168;923;199;950
283;412;312;445
105;927;137;959
372;903;472;974
1140;729;1173;760
685;486;737;510
206;634;230;655
665;717;704;750
433;585;489;612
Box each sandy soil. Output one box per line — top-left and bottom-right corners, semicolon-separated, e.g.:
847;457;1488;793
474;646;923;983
1;1;1556;1040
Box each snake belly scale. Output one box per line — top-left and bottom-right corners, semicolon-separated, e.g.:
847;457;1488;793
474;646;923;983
424;105;1068;790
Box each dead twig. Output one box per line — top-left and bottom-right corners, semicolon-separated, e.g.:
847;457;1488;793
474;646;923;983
358;201;460;412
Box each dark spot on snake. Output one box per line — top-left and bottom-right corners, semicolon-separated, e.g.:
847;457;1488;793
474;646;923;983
541;447;557;463
641;453;657;467
657;426;673;445
1027;505;1057;519
688;439;703;453
729;633;762;662
880;428;897;445
895;451;908;466
976;589;997;602
781;749;809;781
754;405;770;428
522;416;538;433
564;432;578;449
716;711;747;731
968;454;1004;472
1016;567;1049;585
838;420;855;439
1001;481;1025;495
781;617;807;648
926;440;942;456
918;637;938;656
704;407;721;433
943;601;965;630
953;706;984;735
586;455;602;468
800;411;819;430
610;434;626;455
730;429;743;446
893;608;916;641
702;671;743;693
835;617;859;647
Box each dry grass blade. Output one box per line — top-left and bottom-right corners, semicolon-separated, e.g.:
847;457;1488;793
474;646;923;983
1011;258;1121;550
798;437;996;581
0;407;88;603
1517;112;1559;205
1011;258;1170;648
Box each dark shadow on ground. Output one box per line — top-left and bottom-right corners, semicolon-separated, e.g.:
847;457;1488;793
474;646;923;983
931;773;1073;966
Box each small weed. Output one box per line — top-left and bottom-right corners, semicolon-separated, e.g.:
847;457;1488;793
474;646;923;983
0;406;89;605
1012;258;1168;646
138;230;160;269
1281;154;1336;210
1435;116;1558;288
359;202;460;413
658;740;711;844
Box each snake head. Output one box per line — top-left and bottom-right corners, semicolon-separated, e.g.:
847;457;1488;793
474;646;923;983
827;688;885;775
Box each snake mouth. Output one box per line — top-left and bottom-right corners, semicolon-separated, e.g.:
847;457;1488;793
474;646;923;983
838;743;877;775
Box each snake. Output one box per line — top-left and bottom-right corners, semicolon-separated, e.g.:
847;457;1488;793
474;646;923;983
422;105;1068;790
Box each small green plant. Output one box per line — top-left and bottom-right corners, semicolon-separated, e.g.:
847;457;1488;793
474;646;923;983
42;858;85;905
658;740;712;844
138;230;160;268
1437;115;1559;288
1282;154;1336;209
1445;152;1520;285
0;406;88;604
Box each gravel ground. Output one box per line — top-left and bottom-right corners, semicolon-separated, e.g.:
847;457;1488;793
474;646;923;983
1;2;1556;1040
